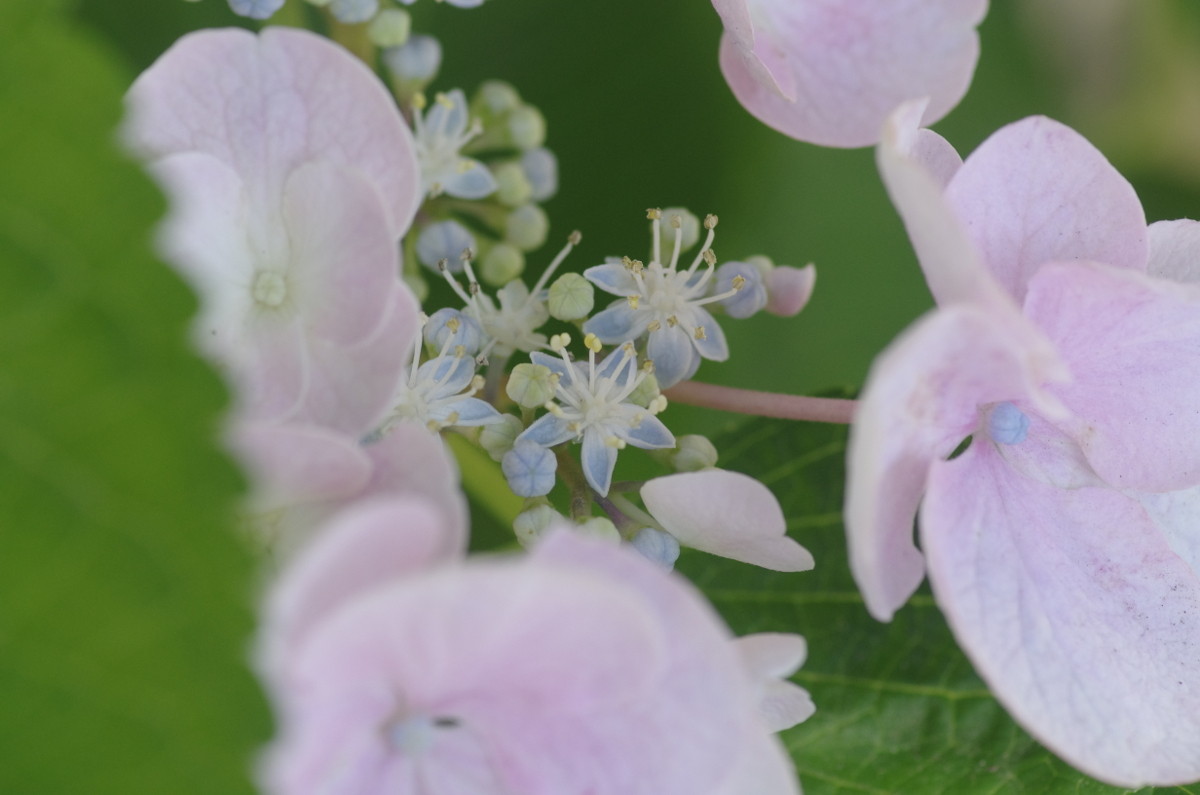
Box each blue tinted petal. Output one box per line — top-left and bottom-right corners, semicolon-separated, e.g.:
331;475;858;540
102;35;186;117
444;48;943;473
580;431;619;496
646;325;697;388
426;87;469;136
443;161;497;200
519;413;576;447
716;261;768;319
228;0;285;19
595;344;638;384
584;263;639;296
424;308;485;356
529;351;573;381
439;397;501;427
584;300;650;345
689;306;729;362
629;527;681;571
619;412;675;449
416;220;476;269
417;354;475;396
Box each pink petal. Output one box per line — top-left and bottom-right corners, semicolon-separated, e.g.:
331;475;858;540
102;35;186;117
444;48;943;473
1026;261;1200;491
877;100;1008;308
1133;487;1200;573
640;469;814;572
125;27;421;235
711;734;800;795
945;116;1147;303
716;0;986;147
229;421;372;514
1148;218;1200;283
765;264;815;317
846;304;1065;621
361;422;470;551
922;440;1200;787
261;496;458;676
734;633;815;732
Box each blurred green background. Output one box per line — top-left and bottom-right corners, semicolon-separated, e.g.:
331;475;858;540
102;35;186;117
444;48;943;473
74;0;1200;436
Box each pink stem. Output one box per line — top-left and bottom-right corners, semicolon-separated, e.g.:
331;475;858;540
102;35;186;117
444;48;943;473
664;381;857;425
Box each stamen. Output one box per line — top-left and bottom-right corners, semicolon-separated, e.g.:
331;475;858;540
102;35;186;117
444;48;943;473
527;230;582;299
649;208;662;265
667;213;684;271
605;436;627;449
693;326;707;340
649;394;668;414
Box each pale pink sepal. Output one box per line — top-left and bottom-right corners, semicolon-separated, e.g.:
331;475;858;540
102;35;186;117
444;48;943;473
230;421;372;514
125;26;422;235
765;264;815;317
1026;261;1200;491
1133;486;1200;573
1148;218;1200;283
944;116;1147;303
640;469;813;572
734;633;815;732
922;441;1200;787
261;496;460;680
715;0;986;148
846;304;1065;621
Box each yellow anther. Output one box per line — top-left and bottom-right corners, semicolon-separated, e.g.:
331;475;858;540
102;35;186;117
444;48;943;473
731;275;746;290
704;214;718;229
627;295;640;310
446;411;460;425
629;259;644;273
605;436;627;449
568;230;582;245
454;344;466;358
435;91;454;108
641;359;656;373
702;249;717;266
693;326;707;341
457;159;475;174
666;315;679;327
470;375;485;390
460;247;475;262
426;419;441;432
584;333;602;353
412;92;428;111
670;214;682;229
647;208;663;220
544;401;566;417
568;421;581;433
650;395;669;414
550;332;571;351
647;320;662;332
436;258;450;272
630;412;645;428
622;342;636;354
446;317;460;332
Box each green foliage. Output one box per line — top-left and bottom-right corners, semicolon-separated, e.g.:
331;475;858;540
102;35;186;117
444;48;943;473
0;2;269;792
682;417;1192;795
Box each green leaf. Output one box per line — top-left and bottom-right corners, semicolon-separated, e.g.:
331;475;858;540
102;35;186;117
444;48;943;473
0;3;270;793
682;417;1192;795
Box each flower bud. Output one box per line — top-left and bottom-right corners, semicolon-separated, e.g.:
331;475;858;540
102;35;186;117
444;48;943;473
508;105;546;150
660;207;701;251
367;9;411;48
329;0;378;24
228;0;285;19
547;273;594;321
512;501;562;547
416;219;476;271
480;242;525;285
521;147;558;201
575;516;621;544
766;263;816;317
629;527;681;570
476;80;521;116
506;363;557;408
383;35;442;96
480;413;525;462
505;204;550;252
493;162;533;207
625;371;660;408
671;434;719;472
716;260;768;319
502;440;556;497
424;308;484;357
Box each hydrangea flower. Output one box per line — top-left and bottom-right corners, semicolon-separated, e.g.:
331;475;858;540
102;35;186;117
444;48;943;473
412;89;497;199
440;232;580;359
259;511;804;794
846;102;1200;786
517;334;676;496
584;211;741;388
711;0;988;147
641;469;814;571
124;28;423;432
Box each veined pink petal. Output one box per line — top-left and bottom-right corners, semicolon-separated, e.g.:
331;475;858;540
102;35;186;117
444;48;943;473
945;116;1147;303
846;304;1064;621
716;0;986;148
640;469;814;572
125;26;422;235
922;441;1200;787
1148;218;1200;283
1026;261;1200;491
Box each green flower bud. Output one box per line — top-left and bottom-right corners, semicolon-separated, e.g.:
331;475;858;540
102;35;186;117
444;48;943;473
513;502;563;547
493;162;533;207
479;413;525;461
625;371;660;408
505;203;550;252
659;207;701;252
480;242;525;285
575;516;620;544
367;9;411;48
671;434;719;472
508;105;547;150
506;363;558;408
547;272;594;321
477;80;521;116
